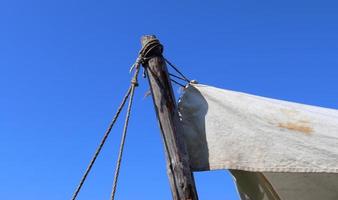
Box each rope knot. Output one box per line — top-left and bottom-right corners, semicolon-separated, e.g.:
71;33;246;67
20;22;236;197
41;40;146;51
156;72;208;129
131;77;139;87
129;56;144;73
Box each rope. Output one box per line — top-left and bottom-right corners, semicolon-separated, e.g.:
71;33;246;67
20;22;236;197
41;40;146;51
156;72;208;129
71;37;182;200
130;38;163;73
71;86;132;200
170;78;186;87
169;73;188;82
164;58;191;83
110;66;140;200
71;38;146;199
109;37;162;199
107;37;158;199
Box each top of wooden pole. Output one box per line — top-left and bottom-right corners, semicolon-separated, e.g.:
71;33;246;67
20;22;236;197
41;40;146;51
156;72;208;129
140;35;198;200
141;35;156;47
140;35;163;56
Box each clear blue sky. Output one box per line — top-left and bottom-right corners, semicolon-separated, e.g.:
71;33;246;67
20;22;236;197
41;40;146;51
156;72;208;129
1;1;338;199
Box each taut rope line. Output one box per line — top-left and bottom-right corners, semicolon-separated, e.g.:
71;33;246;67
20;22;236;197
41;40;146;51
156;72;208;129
71;37;191;199
110;66;140;200
164;58;191;83
71;86;132;200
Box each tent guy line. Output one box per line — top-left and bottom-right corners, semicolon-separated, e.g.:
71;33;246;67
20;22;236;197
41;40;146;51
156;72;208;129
71;36;193;200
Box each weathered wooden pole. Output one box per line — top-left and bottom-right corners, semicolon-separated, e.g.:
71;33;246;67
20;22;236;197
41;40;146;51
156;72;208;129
141;35;198;200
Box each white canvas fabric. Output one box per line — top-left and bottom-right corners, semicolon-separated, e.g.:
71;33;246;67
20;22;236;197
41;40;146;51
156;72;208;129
231;171;338;200
178;83;338;200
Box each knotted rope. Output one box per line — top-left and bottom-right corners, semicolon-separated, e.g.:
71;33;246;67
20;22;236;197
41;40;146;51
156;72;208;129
71;37;191;200
71;38;162;200
110;38;163;200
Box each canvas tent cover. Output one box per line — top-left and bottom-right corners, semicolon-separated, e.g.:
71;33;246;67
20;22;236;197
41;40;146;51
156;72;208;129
178;83;338;200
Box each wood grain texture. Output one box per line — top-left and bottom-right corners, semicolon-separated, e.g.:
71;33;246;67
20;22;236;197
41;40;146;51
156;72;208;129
141;35;198;200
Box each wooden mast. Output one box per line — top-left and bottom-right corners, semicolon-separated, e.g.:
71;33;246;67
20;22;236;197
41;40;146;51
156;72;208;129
141;35;198;200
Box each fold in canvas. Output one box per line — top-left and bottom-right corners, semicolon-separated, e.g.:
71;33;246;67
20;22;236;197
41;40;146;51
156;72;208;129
178;84;338;172
178;83;338;200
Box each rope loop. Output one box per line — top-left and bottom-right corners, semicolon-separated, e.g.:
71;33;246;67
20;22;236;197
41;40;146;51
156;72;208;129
139;38;163;59
134;37;192;88
130;38;163;85
71;36;192;200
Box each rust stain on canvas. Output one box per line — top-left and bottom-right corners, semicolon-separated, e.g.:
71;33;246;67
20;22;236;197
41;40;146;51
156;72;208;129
278;121;313;135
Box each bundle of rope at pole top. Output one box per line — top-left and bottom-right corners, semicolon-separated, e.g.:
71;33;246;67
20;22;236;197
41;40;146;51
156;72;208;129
71;35;193;200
